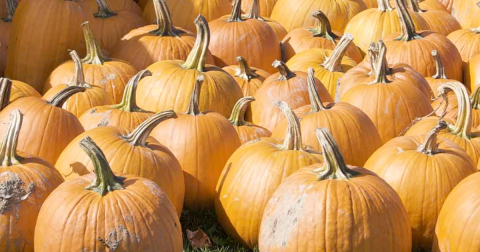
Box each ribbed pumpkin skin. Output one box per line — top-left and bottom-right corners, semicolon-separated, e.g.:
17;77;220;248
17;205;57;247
215;139;323;248
5;0;89;92
270;0;367;32
258;167;412;252
79;106;152;131
223;65;270;97
452;0;480;28
448;30;480;64
418;10;461;36
151;112;241;210
10;80;41;102
0;154;64;252
233;124;271;144
365;135;476;250
0;97;85;164
0;17;11;76
241;0;277;17
466;54;480;91
416;0;449;11
34;174;183;252
143;0;232;32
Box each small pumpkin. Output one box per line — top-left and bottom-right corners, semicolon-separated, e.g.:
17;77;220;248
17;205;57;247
34;136;183;252
241;0;287;41
222;56;270;97
228;96;271;144
407;0;461;36
258;128;412;252
0;0;15;76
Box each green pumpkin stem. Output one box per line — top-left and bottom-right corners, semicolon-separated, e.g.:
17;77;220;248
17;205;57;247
470;85;480;109
313;128;360;180
308;11;338;41
0;78;12;111
235;56;259;81
110;70;151;112
369;40;391;84
186;75;205;115
48;86;86;107
395;0;422;41
123;110;177;146
228;96;255;126
151;0;183;36
0;110;23;166
307;68;327;112
244;0;263;20
69;50;92;88
81;136;125;196
431;50;448;79
276;101;303;151
472;3;480;33
418;120;448;155
2;0;17;22
81;22;109;65
377;0;394;11
273;60;296;80
182;15;209;72
228;0;244;22
438;82;473;138
322;33;353;72
93;0;117;18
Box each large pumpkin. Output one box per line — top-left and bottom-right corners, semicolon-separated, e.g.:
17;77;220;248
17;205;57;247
5;0;90;92
216;101;323;248
222;56;270;97
365;121;476;251
151;76;241;210
0;109;64;252
34;137;183;252
407;0;461;36
258;128;412;252
228;96;271;144
0;0;15;76
135;15;242;117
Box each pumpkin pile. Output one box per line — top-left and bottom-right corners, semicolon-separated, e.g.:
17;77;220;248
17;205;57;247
1;0;480;251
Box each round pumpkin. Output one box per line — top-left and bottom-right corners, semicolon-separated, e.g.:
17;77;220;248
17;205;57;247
452;0;480;29
407;0;461;36
34;136;183;252
447;5;480;68
241;0;276;17
0;0;15;76
0;109;64;252
9;79;41;102
258;128;412;252
228;96;271;144
241;0;287;41
222;56;270;97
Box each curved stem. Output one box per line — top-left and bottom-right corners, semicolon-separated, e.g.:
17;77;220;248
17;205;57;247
395;0;422;41
313;128;360;180
235;56;259;81
273;60;296;81
150;0;183;36
186;75;205;115
182;15;209;72
69;50;92;88
81;22;109;65
377;0;394;11
321;34;353;72
2;0;17;22
276;101;303;151
0;78;12;111
471;85;480;110
123;110;177;146
367;42;380;76
110;70;151;112
81;136;125;196
93;0;117;18
228;96;255;126
244;0;263;20
471;3;480;33
228;0;244;22
369;40;391;84
0;110;23;166
418;120;448;155
307;68;327;113
438;82;472;138
48;86;86;107
409;0;424;13
307;11;338;41
431;50;448;79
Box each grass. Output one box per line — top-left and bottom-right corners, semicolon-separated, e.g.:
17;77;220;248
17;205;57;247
180;209;259;252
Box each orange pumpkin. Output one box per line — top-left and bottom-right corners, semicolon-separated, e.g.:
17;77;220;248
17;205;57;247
34;136;183;252
222;56;270;97
216;101;323;248
9;79;41;102
0;0;15;76
151;76;241;210
0;109;64;252
79;70;154;131
451;0;480;29
135;15;242;117
258;128;412;252
281;11;363;62
407;0;461;36
416;0;449;12
251;60;333;131
426;50;462;96
465;53;480;91
241;0;287;41
241;0;276;17
84;0;143;15
272;68;382;166
228;96;271;144
365;121;476;251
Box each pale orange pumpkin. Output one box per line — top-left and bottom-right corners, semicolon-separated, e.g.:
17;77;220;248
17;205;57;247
223;56;270;97
416;0;449;12
451;0;480;29
228;96;271;144
407;0;461;36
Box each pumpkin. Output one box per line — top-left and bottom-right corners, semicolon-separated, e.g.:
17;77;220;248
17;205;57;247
112;0;214;71
451;0;480;29
5;0;90;92
286;34;358;97
465;53;480;91
272;68;382;166
43;50;113;117
34;136;183;252
215;101;323;247
79;70;154;131
365;121;476;251
44;22;137;104
383;0;463;81
270;0;367;32
251;60;333;131
0;0;15;76
416;0;449;12
228;96;271;144
241;0;287;41
143;0;232;33
0;109;64;252
281;10;363;62
258;128;412;252
241;0;276;17
9;79;41;102
426;50;462;96
208;0;281;72
447;5;480;62
84;0;143;15
151;76;241;210
135;15;243;117
0;85;85;164
222;56;270;97
407;0;461;36
340;40;433;143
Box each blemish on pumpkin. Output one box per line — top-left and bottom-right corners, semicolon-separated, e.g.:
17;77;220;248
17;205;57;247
97;118;109;127
98;226;129;251
90;108;97;114
397;147;404;154
0;172;35;218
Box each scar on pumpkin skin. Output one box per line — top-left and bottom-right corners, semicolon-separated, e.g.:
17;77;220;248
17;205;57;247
0;172;35;217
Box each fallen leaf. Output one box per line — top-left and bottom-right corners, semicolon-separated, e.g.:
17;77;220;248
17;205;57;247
186;228;212;249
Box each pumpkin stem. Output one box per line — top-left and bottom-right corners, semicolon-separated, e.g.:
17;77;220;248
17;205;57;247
408;0;424;12
395;0;422;41
81;22;109;65
470;85;480;109
377;0;394;11
273;60;296;80
81;136;125;196
431;50;448;79
2;0;17;22
186;75;205;115
110;70;151;112
69;50;92;88
307;68;327;113
0;78;12;111
307;11;338;41
0;110;23;166
321;33;353;72
276;101;303;151
418;120;448;155
123;110;177;146
235;56;259;81
313;128;360;180
471;3;480;33
228;0;244;22
244;0;263;20
438;82;473;138
93;0;117;18
369;40;391;84
151;0;183;36
367;42;380;76
228;96;255;126
48;86;86;107
182;15;209;72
